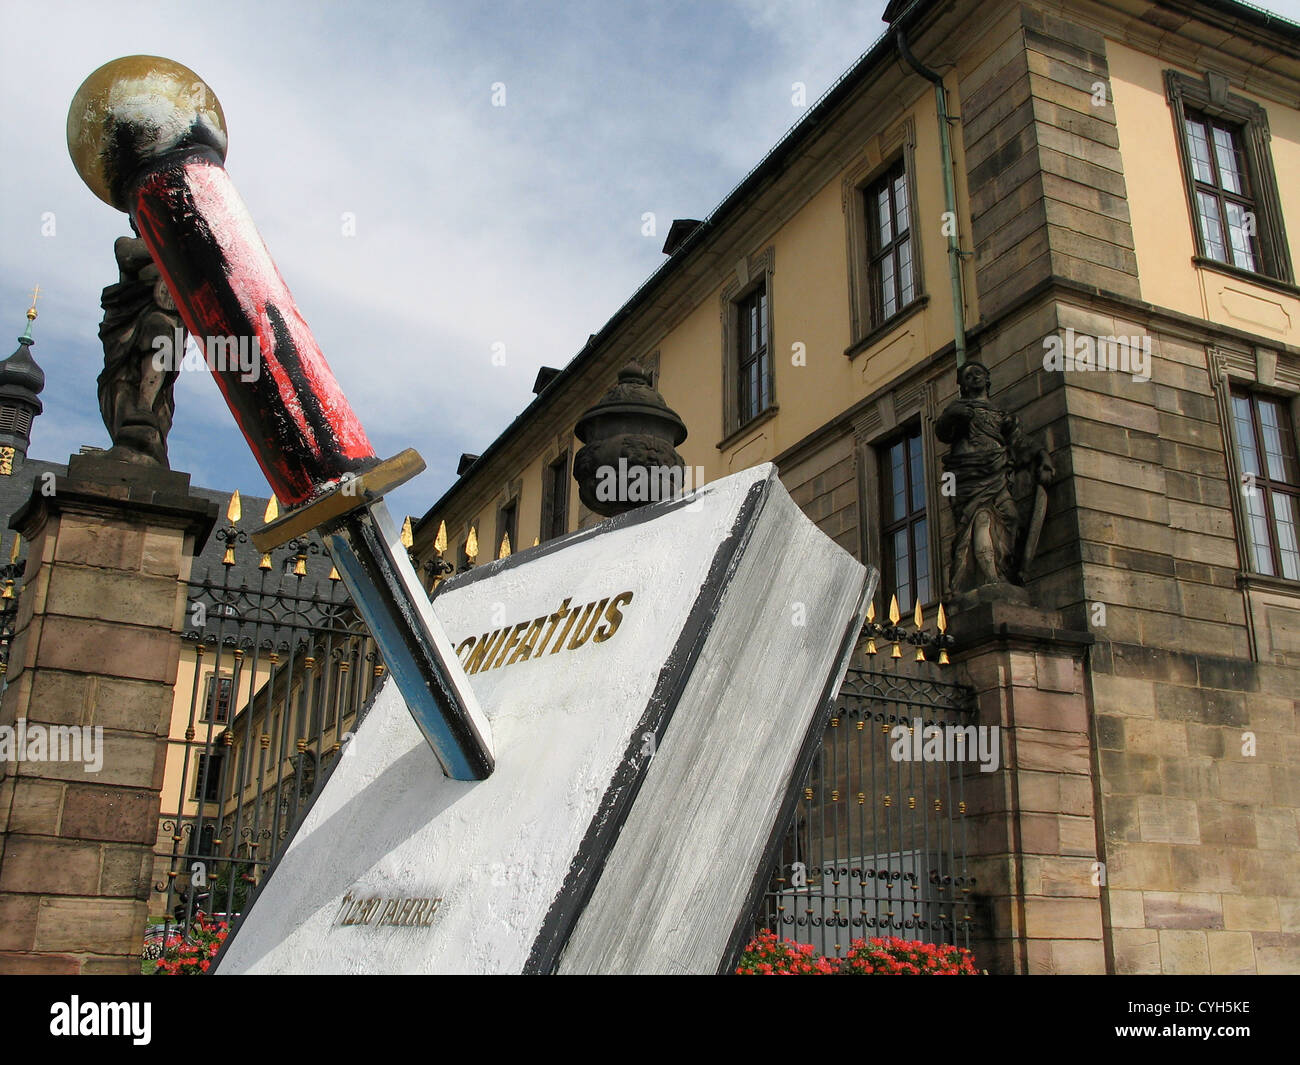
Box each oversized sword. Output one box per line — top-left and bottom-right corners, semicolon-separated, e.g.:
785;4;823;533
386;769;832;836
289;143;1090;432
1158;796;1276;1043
67;55;494;779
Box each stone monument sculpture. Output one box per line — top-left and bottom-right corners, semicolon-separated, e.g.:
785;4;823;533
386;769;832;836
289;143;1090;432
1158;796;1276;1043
67;54;876;975
935;360;1053;600
97;233;182;466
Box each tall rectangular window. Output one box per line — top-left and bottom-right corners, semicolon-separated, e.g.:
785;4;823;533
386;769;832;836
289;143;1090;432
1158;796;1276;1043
736;282;771;427
1166;70;1292;284
194;752;224;803
201;674;232;725
1230;390;1300;580
1183;110;1259;273
867;160;915;326
541;451;570;542
496;499;518;559
879;427;930;614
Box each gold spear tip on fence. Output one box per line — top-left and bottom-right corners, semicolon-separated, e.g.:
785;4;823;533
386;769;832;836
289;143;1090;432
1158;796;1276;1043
864;600;877;655
400;515;414;550
434;520;447;554
9;533;20;564
889;594;902;658
466;527;478;561
226;490;241;523
499;533;511;560
264;495;279;523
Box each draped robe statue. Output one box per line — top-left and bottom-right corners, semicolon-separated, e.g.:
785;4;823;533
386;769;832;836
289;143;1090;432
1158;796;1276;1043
935;361;1053;596
97;235;183;466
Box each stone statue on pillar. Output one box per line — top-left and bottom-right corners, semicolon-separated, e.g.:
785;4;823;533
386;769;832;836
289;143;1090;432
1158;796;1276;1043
96;234;183;466
935;361;1053;601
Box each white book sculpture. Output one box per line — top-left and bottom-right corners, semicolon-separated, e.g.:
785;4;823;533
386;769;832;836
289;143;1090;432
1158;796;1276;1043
216;463;875;974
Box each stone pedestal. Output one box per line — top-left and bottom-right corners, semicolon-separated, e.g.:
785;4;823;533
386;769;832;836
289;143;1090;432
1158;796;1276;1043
0;455;216;974
951;599;1108;974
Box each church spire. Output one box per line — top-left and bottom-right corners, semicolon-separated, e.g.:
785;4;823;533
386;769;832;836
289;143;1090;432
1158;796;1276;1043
0;288;47;469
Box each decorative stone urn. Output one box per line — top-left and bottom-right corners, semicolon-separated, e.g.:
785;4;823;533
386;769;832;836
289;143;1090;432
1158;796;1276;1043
573;363;688;517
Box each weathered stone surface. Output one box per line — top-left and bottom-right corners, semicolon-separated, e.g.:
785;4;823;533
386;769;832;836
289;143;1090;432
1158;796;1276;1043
61;784;159;845
0;895;38;951
1222;895;1280;932
1108;888;1145;928
1138;796;1200;845
1142;890;1223;929
6;778;64;835
0;951;80;974
1022;896;1104;939
53;518;143;571
32;897;145;954
0;836;101;895
1113;928;1161;973
1207;930;1256;974
1158;929;1210;974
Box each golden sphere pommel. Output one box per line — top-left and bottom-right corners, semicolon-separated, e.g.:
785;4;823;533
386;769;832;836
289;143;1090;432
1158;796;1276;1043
67;55;228;211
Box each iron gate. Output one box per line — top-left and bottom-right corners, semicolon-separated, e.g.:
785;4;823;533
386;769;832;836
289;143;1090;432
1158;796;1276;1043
153;552;382;942
750;657;978;959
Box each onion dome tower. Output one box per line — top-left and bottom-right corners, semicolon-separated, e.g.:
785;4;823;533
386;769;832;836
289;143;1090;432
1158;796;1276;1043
0;291;46;472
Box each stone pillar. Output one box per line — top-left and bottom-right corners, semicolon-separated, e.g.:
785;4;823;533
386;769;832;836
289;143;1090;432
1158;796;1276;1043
952;599;1108;974
0;455;215;974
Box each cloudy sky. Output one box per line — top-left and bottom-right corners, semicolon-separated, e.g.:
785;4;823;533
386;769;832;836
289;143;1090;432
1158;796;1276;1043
0;0;898;521
3;0;1299;523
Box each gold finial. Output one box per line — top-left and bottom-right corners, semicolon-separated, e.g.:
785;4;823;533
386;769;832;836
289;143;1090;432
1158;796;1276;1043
532;535;539;548
889;594;902;659
914;601;926;662
9;534;20;564
466;527;478;561
400;516;414;550
937;603;950;665
329;565;341;582
264;496;279;523
434;520;448;554
258;551;272;571
864;600;877;656
26;284;39;322
226;490;242;523
499;533;511;560
293;554;307;577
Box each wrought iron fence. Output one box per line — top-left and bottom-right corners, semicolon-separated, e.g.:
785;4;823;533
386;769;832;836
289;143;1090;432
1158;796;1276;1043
155;547;383;941
749;649;978;961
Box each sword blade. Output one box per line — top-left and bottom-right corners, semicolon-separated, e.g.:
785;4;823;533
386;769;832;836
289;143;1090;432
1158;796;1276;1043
323;500;494;780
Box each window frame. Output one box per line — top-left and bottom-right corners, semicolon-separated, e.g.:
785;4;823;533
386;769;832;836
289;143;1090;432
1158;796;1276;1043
843;118;927;350
877;423;933;615
540;449;571;543
735;282;772;428
193;750;224;803
1166;70;1293;286
200;673;232;725
865;159;918;329
1228;387;1300;581
496;497;518;559
720;247;777;440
